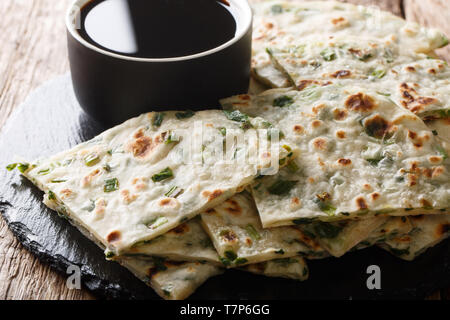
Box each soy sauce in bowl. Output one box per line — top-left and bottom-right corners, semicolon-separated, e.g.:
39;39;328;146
78;0;238;58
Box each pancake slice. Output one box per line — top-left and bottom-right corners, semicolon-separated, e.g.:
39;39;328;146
222;86;450;227
16;110;294;255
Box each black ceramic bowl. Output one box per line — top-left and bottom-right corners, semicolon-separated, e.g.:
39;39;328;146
66;0;253;125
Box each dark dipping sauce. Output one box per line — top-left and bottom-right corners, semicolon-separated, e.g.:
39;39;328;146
78;0;237;59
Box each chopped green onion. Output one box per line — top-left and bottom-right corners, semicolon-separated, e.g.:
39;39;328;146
153;257;167;271
287;161;299;173
224;250;238;261
153;113;165;127
38;168;50;175
84;153;100;167
371;69;386;79
245;224;261;240
218;127;227;136
104;178;119;192
313;222;343;239
165;186;183;198
51;179;66;183
313;197;336;216
152;167;174;182
271;4;283;14
148;216;169;229
436;145;448;160
164;133;180;144
175;110;195;119
320;48;337;61
267;179;297;195
219;257;231;266
273;95;294;108
48;190;56;201
234;258;248;265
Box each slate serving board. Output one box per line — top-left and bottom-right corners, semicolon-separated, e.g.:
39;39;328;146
1;74;449;300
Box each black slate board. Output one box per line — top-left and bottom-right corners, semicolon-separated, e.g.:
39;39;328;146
1;74;449;300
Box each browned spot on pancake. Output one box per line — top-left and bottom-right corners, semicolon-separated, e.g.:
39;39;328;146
428;68;437;74
336;130;346;139
262;152;271;158
316;192;331;202
363;115;392;139
420;199;432;208
313;138;327;150
356;197;368;210
348;48;361;56
159;198;172;206
363;184;372;191
333;108;348;120
205;208;216;214
408;173;417;186
399;83;438;114
121;189;138;204
371;192;380;201
292;197;300;205
436;224;450;237
312;104;327;115
298;80;314;91
240;94;251;100
331;70;351;78
331;17;347;25
308;177;315;183
107;231;121;243
245;238;253;246
311;120;323;128
408;130;417;139
432;166;445;178
265;22;274;29
225;199;242;215
133;128;145;139
169;223;190;235
221;229;237;242
338;158;351;165
416;97;438;107
60;189;73;199
345;93;376;112
406;66;416;72
423;168;433;178
318;158;325;167
293;125;304;134
127;136;155;158
202;190;224;202
82;169;101;187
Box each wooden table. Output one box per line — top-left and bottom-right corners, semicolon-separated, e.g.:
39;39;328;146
0;0;449;300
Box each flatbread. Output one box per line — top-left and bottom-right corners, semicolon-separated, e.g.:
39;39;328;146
264;35;450;120
119;258;223;300
222;86;450;227
379;214;450;261
297;217;388;257
117;217;220;265
356;216;413;249
240;255;309;281
18;110;292;255
252;0;448;90
200;192;323;266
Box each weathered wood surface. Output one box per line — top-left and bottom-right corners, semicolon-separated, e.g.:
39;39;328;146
0;0;448;300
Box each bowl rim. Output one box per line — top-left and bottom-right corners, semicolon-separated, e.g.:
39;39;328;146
66;0;253;62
